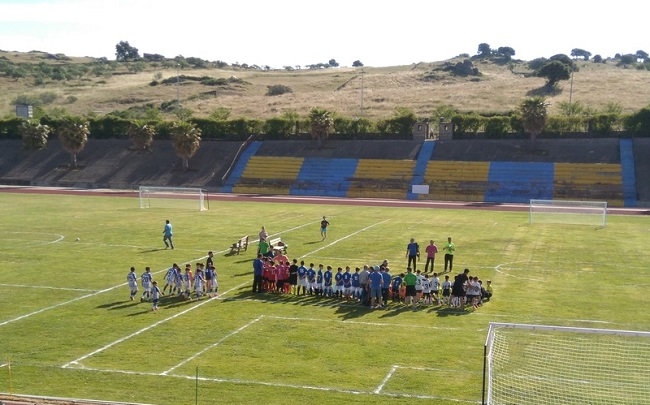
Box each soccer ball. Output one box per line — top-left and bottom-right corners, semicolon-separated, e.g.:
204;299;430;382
75;237;80;242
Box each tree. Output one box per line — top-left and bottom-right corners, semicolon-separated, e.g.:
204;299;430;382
352;60;364;67
549;54;577;71
571;48;592;60
328;59;339;67
20;120;51;150
127;123;156;151
496;46;516;60
519;97;549;143
537;60;571;89
56;117;90;168
593;54;603;63
309;108;334;148
170;121;201;170
477;43;492;57
115;41;140;61
635;50;648;62
618;54;636;68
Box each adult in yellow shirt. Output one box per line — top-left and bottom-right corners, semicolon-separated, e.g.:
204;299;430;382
443;236;455;273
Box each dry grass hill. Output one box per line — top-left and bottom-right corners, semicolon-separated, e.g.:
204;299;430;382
1;50;650;121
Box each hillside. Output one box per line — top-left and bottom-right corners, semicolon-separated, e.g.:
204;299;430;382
1;50;650;121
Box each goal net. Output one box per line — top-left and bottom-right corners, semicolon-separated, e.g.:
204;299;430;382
483;323;650;405
529;199;607;227
138;186;208;211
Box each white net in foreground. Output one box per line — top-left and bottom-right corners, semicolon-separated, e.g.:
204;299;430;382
483;323;650;405
529;199;607;227
138;186;208;211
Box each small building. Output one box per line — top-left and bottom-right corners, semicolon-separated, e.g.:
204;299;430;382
16;104;33;119
439;119;453;140
412;119;430;140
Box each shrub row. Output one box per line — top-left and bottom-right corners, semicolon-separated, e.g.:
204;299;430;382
1;109;649;141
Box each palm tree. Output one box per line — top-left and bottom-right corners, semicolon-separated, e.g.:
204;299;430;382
127;122;156;151
170;121;201;170
20;120;51;150
520;97;549;144
309;108;334;148
56;117;90;168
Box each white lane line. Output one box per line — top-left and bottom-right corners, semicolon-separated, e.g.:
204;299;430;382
61;281;249;369
300;219;390;258
375;365;398;394
0;283;96;292
161;315;264;375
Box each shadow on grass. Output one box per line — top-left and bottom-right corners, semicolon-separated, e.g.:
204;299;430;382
97;301;126;309
139;248;167;253
434;306;472;317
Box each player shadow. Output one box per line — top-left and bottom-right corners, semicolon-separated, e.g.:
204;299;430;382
433;306;472;317
377;304;414;318
304;241;321;245
233;258;255;264
232;271;252;278
106;302;140;310
97;301;126;309
127;309;155;316
139;248;167;253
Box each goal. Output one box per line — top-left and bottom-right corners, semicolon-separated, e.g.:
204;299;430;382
529;199;607;227
483;322;650;405
138;186;208;211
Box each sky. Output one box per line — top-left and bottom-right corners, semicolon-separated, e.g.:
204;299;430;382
0;0;647;68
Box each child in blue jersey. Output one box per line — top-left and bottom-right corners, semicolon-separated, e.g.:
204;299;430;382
163;263;179;295
390;273;403;303
334;267;344;299
194;268;205;300
174;266;184;296
306;263;317;295
151;281;161;311
209;264;218;296
323;266;333;297
127;267;138;301
204;265;214;293
140;267;153;302
351;267;361;300
342;266;352;300
297;260;308;296
182;265;193;299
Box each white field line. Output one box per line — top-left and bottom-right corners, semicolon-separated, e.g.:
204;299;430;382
64;364;479;403
264;315;460;331
61;280;248;369
161;315;264;375
395;365;483;374
375;365;398;394
0;363;7;368
300;219;390;258
0;283;96;292
0;218;317;328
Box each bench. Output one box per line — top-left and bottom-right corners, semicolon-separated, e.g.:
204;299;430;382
269;237;288;253
230;235;249;255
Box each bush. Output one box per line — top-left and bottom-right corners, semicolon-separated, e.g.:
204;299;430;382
266;84;293;96
264;116;295;139
624;107;650;135
484;116;511;138
0;118;26;140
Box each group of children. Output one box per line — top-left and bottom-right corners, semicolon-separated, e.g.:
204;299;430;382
127;251;219;311
254;252;493;310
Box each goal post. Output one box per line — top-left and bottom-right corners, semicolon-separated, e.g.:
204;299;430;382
529;199;607;227
138;186;209;211
483;322;650;405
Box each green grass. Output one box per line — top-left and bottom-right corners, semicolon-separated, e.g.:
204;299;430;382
1;192;650;405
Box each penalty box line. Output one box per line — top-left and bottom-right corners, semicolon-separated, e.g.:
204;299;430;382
65;363;465;402
61;280;249;369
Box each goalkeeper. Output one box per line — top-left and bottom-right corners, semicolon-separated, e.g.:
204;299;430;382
163;219;174;249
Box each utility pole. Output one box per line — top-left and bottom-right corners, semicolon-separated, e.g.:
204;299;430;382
360;69;365;117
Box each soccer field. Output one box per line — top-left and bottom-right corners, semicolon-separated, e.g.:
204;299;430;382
1;191;650;405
